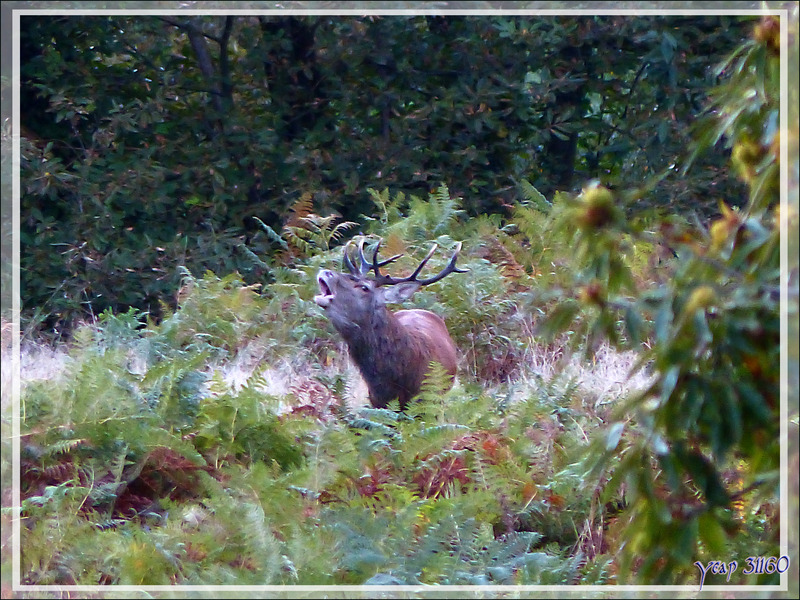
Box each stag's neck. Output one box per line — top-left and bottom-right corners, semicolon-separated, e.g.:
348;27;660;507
339;309;422;406
344;310;410;364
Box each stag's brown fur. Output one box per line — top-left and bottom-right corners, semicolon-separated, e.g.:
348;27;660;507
314;241;465;410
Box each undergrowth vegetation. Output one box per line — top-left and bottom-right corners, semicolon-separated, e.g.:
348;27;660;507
10;184;634;587
6;171;788;588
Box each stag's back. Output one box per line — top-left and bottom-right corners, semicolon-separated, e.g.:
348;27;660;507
392;308;458;403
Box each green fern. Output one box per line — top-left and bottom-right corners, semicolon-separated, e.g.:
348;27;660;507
364;187;405;227
252;215;290;250
519;178;552;211
41;438;86;458
366;185;465;242
15;186;662;586
284;212;358;255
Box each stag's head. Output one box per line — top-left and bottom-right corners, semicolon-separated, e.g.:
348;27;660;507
314;239;467;334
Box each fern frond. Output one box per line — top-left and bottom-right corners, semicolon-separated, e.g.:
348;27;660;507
299;213;337;234
43;438;86;458
329;220;359;242
283;225;314;256
284;212;358;254
365;188;405;226
236;242;271;271
285;192;315;228
430;183;451;204
519;179;551;212
92;518;127;531
241;500;283;581
347;417;401;440
251;216;289;249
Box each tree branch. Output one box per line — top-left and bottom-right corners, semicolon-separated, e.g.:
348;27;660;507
219;16;234;106
159;16;225;115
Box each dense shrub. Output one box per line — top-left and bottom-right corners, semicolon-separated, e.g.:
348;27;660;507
18;14;751;329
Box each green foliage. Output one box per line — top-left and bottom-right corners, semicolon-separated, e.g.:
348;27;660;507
534;14;795;584
297;391;595;585
367;184;466;242
155;268;266;358
195;373;304;471
16;300;618;585
433;256;524;382
18;15;753;328
284;213;358;256
281;192;359;256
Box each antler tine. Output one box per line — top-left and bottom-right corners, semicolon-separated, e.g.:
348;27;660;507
377;242;469;287
370;239;404;269
342;241;360;275
414;242;469;286
356;238;402;276
406;243;439;280
343;238;403;279
356;239;373;276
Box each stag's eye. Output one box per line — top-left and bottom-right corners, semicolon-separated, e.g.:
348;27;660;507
358;284;371;292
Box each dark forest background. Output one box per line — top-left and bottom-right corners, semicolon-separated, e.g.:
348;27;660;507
18;13;751;331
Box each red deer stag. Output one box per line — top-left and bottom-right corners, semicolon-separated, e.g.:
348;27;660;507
314;239;468;410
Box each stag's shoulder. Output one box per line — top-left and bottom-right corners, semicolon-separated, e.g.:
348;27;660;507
394;309;458;374
394;309;448;332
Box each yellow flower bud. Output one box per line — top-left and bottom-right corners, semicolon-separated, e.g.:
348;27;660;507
753;16;780;56
578;281;606;307
710;203;740;251
731;139;764;183
576;186;621;231
709;220;729;250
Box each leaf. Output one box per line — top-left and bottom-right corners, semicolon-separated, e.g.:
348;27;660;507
252;216;289;249
605;422;625;452
624;305;643;344
698;512;727;556
519;179;551;212
659;366;680;407
535;299;580;340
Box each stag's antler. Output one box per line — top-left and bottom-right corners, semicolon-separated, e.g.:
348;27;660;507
344;238;468;286
342;242;366;275
362;239;403;280
343;239;402;276
378;242;468;287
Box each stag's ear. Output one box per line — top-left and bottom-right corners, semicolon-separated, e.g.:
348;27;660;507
382;282;421;304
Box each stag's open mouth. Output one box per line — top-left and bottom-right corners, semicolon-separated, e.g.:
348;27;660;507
314;272;334;308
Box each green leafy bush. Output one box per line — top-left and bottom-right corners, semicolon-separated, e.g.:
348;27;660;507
532;14;794;584
19;15;752;328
